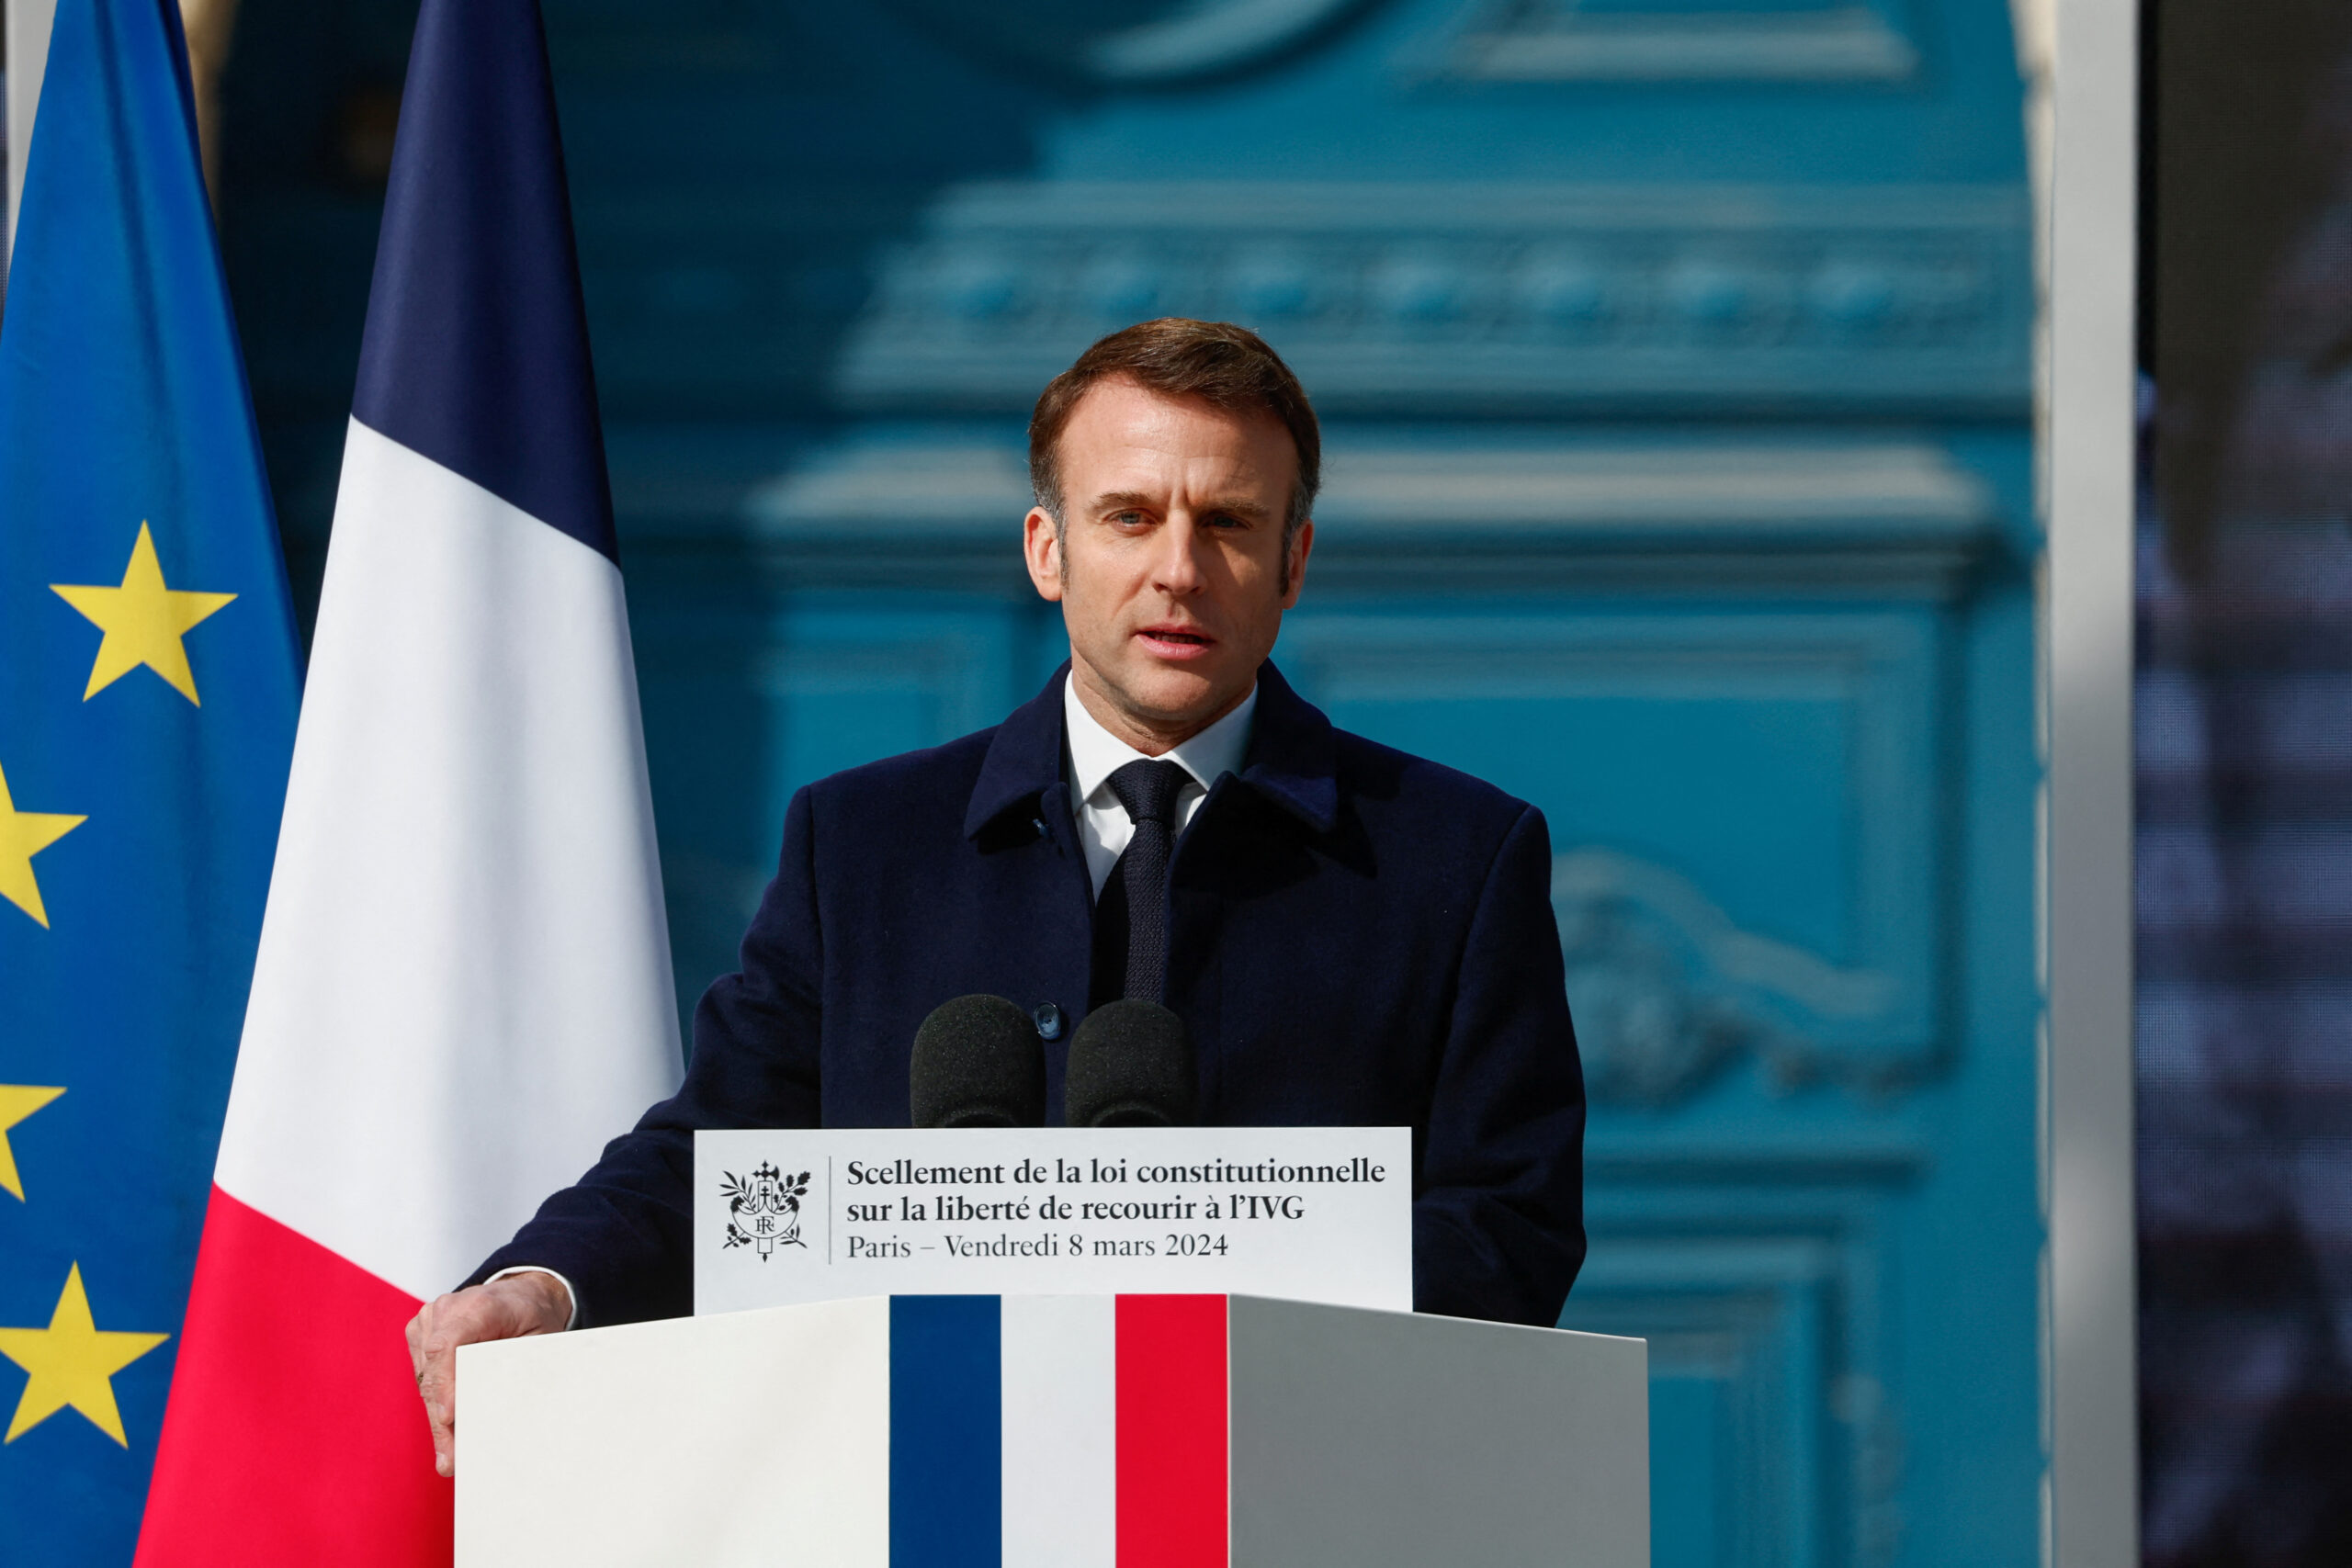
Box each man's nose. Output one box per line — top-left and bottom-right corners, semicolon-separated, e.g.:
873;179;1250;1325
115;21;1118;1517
1151;513;1209;592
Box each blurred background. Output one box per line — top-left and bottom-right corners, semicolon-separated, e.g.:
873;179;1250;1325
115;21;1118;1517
25;1;2055;1564
2138;2;2352;1563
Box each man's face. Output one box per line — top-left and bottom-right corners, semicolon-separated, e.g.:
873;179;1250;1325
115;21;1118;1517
1023;377;1313;750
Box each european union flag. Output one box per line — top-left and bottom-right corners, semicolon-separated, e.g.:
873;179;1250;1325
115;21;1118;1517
0;0;300;1556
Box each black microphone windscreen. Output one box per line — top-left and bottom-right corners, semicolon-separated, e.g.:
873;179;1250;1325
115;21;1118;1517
910;994;1047;1129
1062;999;1196;1129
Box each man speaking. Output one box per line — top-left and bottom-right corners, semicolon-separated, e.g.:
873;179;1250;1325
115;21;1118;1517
408;319;1585;1472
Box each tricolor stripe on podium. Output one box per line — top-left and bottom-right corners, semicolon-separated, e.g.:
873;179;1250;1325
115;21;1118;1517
893;1295;1230;1568
460;1292;1650;1566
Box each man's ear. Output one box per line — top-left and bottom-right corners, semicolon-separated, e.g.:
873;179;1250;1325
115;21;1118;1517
1279;518;1315;609
1023;506;1067;603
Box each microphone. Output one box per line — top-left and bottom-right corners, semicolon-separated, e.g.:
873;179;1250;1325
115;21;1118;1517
1063;999;1197;1128
909;995;1047;1128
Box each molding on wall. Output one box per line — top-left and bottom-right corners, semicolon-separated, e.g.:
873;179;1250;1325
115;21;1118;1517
1435;0;1922;84
875;0;1370;84
1555;847;1910;1105
612;424;2001;598
831;182;2030;413
564;181;2032;418
1582;1138;1928;1182
1274;606;1951;1086
1563;1194;1900;1568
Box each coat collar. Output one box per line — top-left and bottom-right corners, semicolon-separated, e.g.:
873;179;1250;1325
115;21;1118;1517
1233;660;1339;833
964;659;1339;840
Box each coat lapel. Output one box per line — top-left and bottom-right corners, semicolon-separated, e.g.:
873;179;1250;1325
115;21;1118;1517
962;660;1345;1120
958;665;1094;1118
965;663;1070;840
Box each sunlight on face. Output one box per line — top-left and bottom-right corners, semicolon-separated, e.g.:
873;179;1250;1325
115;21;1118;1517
1023;378;1313;753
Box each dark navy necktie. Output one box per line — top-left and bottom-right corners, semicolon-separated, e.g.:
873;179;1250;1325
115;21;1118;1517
1106;759;1189;1002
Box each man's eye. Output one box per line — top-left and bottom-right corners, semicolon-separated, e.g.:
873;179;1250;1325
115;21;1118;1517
1110;511;1147;525
1207;513;1246;529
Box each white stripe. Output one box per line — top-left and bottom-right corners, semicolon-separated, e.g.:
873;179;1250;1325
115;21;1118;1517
217;418;682;1298
1001;1296;1117;1568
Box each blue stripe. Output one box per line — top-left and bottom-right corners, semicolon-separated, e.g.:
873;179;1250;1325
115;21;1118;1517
890;1295;1002;1568
351;0;617;561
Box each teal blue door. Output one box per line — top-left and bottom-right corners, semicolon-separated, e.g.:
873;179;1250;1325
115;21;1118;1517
226;1;2046;1562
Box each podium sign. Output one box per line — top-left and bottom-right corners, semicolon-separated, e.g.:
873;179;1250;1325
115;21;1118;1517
695;1127;1412;1314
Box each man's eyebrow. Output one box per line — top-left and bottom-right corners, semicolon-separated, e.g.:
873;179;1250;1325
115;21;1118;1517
1089;491;1272;522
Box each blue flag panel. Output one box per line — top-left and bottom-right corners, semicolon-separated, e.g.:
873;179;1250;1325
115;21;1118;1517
350;0;616;562
0;0;300;1558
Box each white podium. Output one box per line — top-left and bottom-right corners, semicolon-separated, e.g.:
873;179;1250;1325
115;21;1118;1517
458;1293;1647;1567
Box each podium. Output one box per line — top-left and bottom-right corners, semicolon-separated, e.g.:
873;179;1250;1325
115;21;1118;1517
457;1294;1647;1567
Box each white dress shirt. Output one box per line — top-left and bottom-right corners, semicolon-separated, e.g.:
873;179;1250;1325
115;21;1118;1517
1064;676;1257;897
484;1264;581;1328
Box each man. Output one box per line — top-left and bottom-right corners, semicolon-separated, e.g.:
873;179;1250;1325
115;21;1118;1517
407;319;1585;1475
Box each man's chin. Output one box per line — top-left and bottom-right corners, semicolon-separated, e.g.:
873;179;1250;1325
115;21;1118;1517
1098;658;1249;733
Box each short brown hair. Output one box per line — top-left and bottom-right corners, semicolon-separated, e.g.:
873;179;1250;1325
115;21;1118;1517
1028;319;1321;556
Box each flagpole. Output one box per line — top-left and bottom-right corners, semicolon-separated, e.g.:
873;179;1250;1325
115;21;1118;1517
4;0;58;259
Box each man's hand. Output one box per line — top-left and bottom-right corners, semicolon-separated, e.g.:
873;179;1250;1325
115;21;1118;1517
405;1271;572;1477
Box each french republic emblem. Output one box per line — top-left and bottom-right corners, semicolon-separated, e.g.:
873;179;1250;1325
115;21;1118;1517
720;1162;810;1259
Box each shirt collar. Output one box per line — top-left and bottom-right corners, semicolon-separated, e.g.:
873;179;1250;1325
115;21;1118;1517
1063;675;1258;808
964;660;1335;840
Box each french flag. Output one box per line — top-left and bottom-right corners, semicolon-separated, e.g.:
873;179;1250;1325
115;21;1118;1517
135;0;681;1561
900;1295;1231;1568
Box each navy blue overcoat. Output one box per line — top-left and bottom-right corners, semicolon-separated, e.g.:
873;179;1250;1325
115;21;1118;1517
473;661;1587;1325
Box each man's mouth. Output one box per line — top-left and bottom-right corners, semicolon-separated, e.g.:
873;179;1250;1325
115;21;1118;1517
1137;626;1216;656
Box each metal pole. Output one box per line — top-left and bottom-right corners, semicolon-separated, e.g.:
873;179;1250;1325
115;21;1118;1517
2043;0;2141;1563
6;0;57;258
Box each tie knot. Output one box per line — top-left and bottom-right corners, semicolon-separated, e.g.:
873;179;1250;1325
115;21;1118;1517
1108;758;1189;827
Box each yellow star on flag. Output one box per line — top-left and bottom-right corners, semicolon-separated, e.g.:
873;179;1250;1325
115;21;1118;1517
0;1086;65;1201
0;760;85;929
0;1264;169;1445
50;522;236;704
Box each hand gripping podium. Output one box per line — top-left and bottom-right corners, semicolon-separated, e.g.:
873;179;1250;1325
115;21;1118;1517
457;1294;1647;1567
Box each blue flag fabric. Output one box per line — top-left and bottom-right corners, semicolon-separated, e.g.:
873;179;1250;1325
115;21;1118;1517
351;0;616;561
0;0;300;1556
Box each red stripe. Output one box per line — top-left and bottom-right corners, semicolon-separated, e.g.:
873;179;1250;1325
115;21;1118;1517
1115;1295;1228;1568
135;1187;452;1567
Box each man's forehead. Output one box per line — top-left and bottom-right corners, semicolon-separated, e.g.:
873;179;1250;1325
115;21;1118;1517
1059;380;1296;483
1064;377;1289;444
